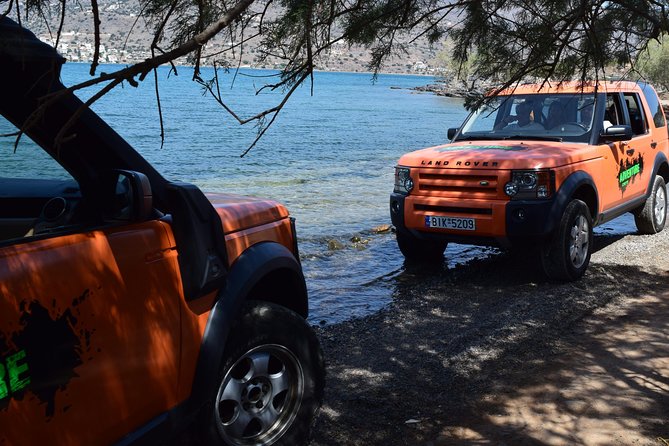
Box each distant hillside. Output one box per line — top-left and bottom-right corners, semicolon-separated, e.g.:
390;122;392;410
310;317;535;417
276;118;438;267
21;0;444;75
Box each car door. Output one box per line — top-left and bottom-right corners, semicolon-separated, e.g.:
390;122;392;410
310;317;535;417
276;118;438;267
598;92;652;210
615;91;653;200
0;146;184;445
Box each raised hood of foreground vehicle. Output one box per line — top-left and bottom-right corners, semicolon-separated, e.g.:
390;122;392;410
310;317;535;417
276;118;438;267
206;192;290;233
399;140;603;170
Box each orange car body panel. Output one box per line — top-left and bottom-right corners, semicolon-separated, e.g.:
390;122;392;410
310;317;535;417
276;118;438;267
398;141;631;237
497;80;643;95
0;221;182;444
206;193;294;264
0;194;297;446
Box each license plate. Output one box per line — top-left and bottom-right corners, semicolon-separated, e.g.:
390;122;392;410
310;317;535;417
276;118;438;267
425;216;476;231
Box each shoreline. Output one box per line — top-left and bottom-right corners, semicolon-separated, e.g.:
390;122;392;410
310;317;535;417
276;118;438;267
63;60;439;79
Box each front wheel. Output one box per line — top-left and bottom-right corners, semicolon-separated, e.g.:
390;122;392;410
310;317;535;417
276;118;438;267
396;230;447;261
205;301;325;446
634;175;667;234
540;199;593;281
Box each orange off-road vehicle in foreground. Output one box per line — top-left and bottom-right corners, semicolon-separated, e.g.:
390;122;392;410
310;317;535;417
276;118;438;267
391;81;669;281
0;18;323;445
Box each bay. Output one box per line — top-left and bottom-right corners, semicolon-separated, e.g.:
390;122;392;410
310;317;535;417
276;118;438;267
2;64;638;324
64;64;469;324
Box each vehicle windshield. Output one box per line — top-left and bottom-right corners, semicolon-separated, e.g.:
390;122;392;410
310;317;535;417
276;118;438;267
1;116;71;179
457;93;596;143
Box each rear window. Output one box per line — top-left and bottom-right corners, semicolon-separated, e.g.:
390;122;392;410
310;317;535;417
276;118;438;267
639;84;666;128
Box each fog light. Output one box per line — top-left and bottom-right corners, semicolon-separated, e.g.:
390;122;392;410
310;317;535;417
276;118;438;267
391;200;400;214
505;182;518;196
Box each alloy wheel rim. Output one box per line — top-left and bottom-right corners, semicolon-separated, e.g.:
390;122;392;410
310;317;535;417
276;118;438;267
215;344;304;446
569;214;589;269
654;186;667;226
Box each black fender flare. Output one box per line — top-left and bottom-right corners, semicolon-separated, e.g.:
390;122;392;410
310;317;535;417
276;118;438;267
187;241;307;412
646;151;669;193
547;171;599;231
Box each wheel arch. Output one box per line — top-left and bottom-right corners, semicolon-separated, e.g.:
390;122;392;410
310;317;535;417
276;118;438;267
651;151;669;185
550;171;599;228
180;241;308;423
571;184;598;220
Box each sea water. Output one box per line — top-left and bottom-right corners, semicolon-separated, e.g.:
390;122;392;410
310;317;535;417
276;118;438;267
2;64;638;323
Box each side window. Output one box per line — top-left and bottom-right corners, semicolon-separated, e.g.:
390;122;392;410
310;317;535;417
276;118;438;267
604;94;625;128
1;117;79;244
623;93;648;136
639;85;666;128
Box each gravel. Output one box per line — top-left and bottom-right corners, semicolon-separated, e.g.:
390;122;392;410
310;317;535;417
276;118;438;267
309;222;669;445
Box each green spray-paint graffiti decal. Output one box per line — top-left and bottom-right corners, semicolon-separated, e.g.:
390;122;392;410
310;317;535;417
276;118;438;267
0;289;93;417
617;154;644;192
619;164;640;186
0;350;31;401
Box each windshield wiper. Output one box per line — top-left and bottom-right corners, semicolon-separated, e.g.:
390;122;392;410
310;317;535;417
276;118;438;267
502;135;563;142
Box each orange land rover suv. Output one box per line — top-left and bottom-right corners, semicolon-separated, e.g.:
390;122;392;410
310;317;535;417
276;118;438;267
0;18;324;446
391;81;669;281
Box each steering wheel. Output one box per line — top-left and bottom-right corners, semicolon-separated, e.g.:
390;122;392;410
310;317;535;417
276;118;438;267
562;122;589;131
32;197;71;235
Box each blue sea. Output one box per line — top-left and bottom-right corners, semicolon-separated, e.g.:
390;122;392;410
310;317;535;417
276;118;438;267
1;64;637;323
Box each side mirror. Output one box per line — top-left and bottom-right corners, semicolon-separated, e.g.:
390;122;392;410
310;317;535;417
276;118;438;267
105;170;153;222
447;127;459;139
600;124;633;142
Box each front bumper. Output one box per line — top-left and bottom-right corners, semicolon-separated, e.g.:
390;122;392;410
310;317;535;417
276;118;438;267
390;193;558;248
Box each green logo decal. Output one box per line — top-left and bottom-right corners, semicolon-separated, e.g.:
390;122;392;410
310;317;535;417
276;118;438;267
618;154;644;191
436;145;525;152
619;164;640;186
0;349;31;401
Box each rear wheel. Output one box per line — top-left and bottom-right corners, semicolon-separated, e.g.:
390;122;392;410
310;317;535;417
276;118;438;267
540;199;593;281
396;230;446;261
205;301;325;446
634;175;667;234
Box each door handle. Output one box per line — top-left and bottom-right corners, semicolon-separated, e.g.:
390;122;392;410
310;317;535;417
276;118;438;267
651;141;658;149
626;148;635;156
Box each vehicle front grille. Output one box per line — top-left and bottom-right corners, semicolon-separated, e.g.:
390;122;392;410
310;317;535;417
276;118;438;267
417;171;500;197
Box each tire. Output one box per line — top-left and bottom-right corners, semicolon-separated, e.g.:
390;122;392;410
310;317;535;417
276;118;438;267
540;199;593;281
634;175;667;234
204;301;325;446
396;230;447;261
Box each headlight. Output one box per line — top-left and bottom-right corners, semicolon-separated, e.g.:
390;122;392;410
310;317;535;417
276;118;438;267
394;166;414;194
504;170;553;199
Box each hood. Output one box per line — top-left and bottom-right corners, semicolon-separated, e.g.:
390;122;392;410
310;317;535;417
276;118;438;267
398;140;602;170
205;192;290;234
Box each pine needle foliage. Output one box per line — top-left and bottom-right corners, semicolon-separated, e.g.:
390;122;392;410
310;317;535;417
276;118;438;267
3;0;669;152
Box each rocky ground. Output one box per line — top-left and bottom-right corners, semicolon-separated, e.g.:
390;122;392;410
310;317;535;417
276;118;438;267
309;219;669;445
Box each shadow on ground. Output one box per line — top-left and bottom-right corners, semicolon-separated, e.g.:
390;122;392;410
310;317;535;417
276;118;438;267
311;241;669;445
